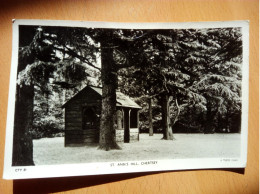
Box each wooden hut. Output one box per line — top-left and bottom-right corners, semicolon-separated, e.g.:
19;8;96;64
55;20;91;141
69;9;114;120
62;86;141;147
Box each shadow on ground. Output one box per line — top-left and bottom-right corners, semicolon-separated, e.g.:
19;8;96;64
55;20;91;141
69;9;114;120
13;168;244;194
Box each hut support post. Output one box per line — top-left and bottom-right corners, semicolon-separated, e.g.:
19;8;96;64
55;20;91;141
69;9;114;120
124;108;131;143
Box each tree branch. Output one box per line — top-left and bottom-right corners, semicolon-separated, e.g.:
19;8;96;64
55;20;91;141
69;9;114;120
53;46;101;71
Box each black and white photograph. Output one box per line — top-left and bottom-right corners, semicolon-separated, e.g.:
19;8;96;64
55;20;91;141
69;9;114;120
3;20;248;179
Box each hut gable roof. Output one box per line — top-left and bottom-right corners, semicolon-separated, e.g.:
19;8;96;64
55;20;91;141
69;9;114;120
115;91;141;109
62;86;141;109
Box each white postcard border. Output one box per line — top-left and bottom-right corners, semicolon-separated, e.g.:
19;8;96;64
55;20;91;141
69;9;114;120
3;20;249;179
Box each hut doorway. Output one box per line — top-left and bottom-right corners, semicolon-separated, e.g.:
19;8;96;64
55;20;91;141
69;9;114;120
83;107;97;130
82;107;99;143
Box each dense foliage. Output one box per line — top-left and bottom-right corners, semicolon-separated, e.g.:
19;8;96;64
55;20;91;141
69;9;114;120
24;27;242;137
118;28;242;134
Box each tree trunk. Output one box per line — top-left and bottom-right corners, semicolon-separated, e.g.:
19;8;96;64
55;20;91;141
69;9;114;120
173;98;181;124
148;98;154;136
171;98;181;133
12;85;35;166
161;94;173;140
225;105;230;133
205;99;215;133
98;44;120;150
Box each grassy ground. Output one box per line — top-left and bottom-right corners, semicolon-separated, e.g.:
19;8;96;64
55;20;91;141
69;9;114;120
33;133;241;165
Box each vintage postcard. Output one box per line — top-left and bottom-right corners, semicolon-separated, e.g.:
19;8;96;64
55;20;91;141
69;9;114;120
3;20;249;179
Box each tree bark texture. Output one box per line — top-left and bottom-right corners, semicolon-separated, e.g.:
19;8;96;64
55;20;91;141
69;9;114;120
161;94;174;140
12;85;35;166
99;45;120;150
148;98;154;136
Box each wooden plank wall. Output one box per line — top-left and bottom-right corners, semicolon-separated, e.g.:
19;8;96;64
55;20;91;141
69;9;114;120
65;88;101;145
0;1;258;194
